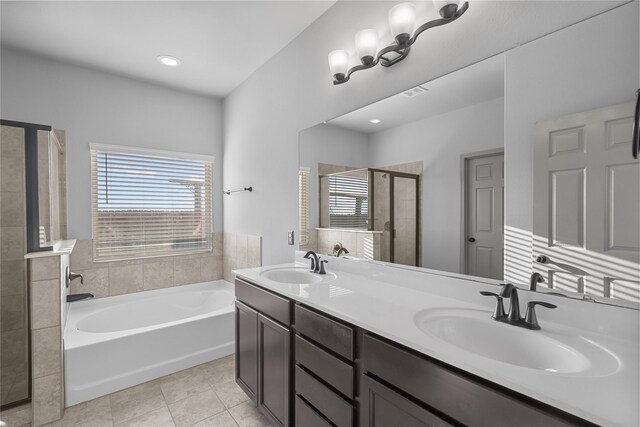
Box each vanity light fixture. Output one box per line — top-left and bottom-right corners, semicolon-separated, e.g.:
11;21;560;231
157;55;181;67
369;119;382;124
328;0;468;85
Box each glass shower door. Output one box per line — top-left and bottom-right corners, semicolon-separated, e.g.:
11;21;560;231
372;171;391;262
392;175;418;266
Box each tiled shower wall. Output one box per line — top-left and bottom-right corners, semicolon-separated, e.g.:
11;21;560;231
70;232;261;299
0;125;29;407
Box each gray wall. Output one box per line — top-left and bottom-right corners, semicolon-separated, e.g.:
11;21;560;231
0;48;224;239
223;1;630;266
503;2;639;284
368;97;504;272
299;124;370;232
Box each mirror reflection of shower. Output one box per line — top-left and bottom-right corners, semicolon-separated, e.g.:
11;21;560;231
317;164;420;267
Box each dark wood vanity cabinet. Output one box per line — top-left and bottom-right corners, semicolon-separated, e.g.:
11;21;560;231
235;301;258;401
235;277;595;427
293;304;356;427
235;279;293;427
360;374;453;427
360;334;593;427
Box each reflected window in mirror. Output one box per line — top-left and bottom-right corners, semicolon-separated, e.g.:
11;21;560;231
299;168;310;245
328;171;369;229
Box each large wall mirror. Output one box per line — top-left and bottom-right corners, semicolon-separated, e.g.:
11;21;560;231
298;3;639;307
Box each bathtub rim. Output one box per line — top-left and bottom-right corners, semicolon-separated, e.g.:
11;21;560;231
64;280;234;350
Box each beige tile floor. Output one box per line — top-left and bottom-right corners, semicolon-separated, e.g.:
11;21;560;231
0;355;273;427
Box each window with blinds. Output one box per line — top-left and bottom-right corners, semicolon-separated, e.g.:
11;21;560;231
328;174;369;229
90;144;214;262
298;168;310;245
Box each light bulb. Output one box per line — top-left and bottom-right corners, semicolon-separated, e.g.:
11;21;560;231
355;29;379;66
328;50;349;81
433;0;460;18
389;3;416;46
157;55;181;67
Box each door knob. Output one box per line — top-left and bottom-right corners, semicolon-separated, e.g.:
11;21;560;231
535;254;548;264
468;237;476;242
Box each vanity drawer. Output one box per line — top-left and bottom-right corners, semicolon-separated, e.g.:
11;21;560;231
361;334;586;427
295;395;333;427
295;365;353;427
235;278;291;326
295;334;354;398
294;304;354;360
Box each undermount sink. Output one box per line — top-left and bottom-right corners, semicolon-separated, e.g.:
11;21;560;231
260;267;335;285
414;308;620;376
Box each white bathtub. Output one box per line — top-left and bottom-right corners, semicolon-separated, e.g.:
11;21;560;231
64;280;235;406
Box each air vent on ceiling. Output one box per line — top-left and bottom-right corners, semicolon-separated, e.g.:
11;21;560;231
402;85;428;98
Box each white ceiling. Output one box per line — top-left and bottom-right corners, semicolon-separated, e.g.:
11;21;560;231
329;53;505;134
0;1;335;98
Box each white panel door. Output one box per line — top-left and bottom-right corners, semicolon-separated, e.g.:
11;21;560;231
466;154;504;280
533;101;640;302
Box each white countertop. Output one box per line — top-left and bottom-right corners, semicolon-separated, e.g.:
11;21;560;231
234;255;640;427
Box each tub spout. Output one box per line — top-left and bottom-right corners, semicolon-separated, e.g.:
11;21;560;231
67;293;94;303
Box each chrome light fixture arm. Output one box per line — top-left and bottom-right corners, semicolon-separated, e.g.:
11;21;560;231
332;2;469;85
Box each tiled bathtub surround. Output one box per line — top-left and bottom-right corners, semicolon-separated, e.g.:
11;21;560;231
70;232;262;299
222;233;262;283
70;233;224;299
28;254;68;426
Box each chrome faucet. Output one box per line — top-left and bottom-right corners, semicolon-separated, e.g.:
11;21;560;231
66;267;84;288
481;283;557;330
69;271;84;284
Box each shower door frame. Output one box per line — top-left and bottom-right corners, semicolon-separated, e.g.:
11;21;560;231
0;119;53;253
0;120;49;411
369;168;420;266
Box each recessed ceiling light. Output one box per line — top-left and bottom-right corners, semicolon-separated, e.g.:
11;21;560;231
369;119;381;124
157;55;181;67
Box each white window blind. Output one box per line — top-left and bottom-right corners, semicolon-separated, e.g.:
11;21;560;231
329;174;369;229
298;168;310;245
91;144;214;262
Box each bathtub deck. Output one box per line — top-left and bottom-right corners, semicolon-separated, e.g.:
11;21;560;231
38;354;270;427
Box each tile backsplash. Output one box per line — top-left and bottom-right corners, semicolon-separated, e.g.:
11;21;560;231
70;231;262;299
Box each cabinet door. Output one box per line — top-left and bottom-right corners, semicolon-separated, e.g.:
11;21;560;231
258;313;292;426
360;375;453;427
236;301;258;401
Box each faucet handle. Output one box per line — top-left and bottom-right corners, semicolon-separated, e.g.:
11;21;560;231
524;301;557;330
480;291;506;320
318;259;328;275
68;270;84;285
